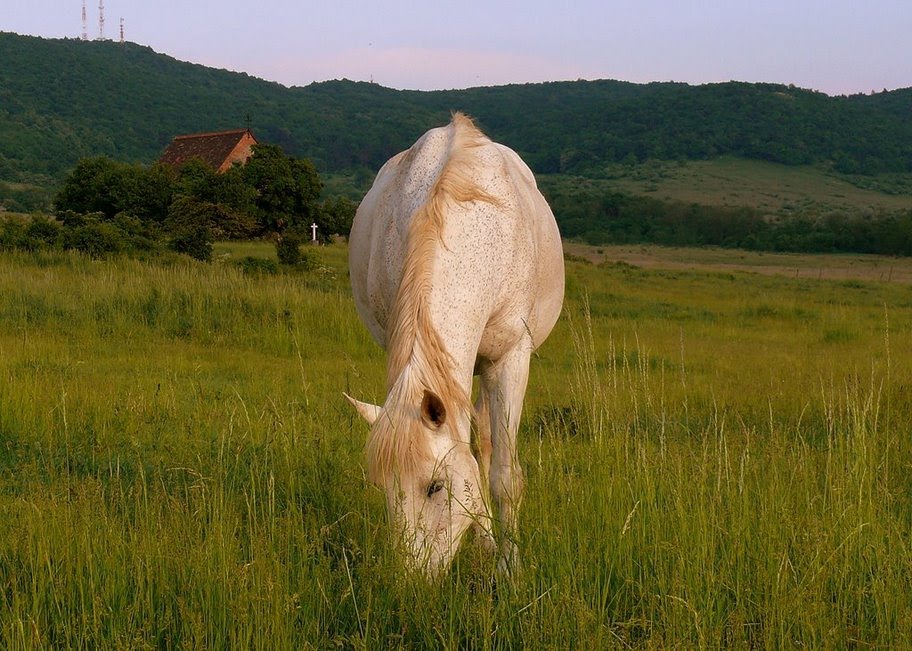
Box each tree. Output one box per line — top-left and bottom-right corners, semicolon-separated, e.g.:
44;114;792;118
132;163;177;224
53;143;332;247
54;156;127;218
164;196;216;261
55;156;172;222
242;144;323;232
318;195;358;238
174;160;257;237
275;230;303;265
175;159;220;203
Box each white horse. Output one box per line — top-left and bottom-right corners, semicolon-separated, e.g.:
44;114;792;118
346;113;564;575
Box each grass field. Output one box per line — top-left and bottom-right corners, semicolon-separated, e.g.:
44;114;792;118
565;242;912;283
1;243;911;648
540;157;912;218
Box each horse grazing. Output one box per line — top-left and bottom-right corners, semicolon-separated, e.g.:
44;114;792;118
346;113;564;575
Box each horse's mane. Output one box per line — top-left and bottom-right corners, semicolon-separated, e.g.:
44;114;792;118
365;113;496;484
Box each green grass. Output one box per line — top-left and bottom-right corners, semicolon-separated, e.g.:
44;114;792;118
0;245;910;648
541;157;912;217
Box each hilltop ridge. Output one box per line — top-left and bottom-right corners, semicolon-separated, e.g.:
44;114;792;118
2;31;912;188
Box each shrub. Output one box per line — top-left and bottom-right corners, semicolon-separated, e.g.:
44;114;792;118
0;218;28;250
112;213;158;252
297;248;318;271
62;220;125;257
238;256;278;275
276;231;303;265
169;227;213;262
165;197;215;261
25;215;62;248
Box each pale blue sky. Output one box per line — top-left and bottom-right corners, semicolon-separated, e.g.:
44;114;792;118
4;1;911;95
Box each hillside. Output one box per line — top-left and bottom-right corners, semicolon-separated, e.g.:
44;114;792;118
542;158;912;216
3;31;912;190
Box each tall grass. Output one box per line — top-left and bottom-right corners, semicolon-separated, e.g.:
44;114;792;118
0;246;909;647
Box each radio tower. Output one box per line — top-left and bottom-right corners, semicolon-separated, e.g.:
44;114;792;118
81;1;88;40
119;17;124;44
98;0;105;40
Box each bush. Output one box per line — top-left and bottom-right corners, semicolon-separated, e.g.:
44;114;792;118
169;227;213;261
237;256;278;275
25;215;62;248
297;248;318;271
0;219;29;250
62;220;125;257
276;231;303;265
112;213;158;252
165;197;215;261
3;213;152;257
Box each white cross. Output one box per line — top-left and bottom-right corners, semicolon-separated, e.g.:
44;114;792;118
311;222;318;242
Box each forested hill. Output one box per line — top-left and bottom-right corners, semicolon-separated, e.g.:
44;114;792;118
2;31;912;185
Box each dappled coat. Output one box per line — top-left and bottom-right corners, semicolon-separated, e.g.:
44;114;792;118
346;113;564;575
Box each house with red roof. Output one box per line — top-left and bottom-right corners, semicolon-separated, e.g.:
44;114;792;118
158;129;258;172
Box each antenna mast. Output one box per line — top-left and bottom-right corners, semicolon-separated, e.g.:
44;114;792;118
98;0;105;40
81;1;88;40
120;17;124;44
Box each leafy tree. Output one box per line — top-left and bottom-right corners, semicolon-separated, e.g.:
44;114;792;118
174;159;254;213
133;163;178;224
169;227;212;261
54;157;128;218
0;181;52;213
209;166;258;216
175;159;218;201
242;144;323;232
172;161;257;238
318;195;358;238
55;156;170;222
164;196;216;261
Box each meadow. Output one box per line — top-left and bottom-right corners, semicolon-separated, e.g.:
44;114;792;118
543;157;912;217
0;242;910;648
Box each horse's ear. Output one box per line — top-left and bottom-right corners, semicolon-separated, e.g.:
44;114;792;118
421;390;447;430
343;393;381;425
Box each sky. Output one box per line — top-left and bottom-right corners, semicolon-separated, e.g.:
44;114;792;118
4;1;912;96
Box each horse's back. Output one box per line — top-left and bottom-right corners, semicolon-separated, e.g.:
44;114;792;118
489;142;564;349
349;119;563;360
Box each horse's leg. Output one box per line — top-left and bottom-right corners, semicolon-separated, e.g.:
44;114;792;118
472;383;496;552
483;344;531;573
474;382;493;495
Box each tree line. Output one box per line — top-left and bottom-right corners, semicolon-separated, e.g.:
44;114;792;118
2;32;911;258
1;145;356;261
2;32;912;188
547;186;912;256
6;142;912;260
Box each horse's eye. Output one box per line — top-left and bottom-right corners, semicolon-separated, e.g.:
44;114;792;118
426;479;445;498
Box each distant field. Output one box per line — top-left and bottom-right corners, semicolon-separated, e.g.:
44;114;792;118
542;157;912;217
0;180;53;214
0;243;910;647
565;242;912;283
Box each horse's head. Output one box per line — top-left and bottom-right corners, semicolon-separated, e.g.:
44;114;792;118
346;388;488;576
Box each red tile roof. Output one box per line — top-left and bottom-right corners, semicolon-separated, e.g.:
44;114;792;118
158;129;257;171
